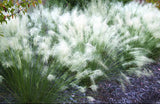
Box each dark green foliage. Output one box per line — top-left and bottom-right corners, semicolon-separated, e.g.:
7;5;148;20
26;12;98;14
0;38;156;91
117;0;133;4
45;0;91;10
44;0;133;9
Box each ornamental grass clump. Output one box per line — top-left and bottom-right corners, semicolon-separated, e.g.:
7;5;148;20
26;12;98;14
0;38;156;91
102;2;160;60
0;17;81;103
0;0;160;103
27;1;157;88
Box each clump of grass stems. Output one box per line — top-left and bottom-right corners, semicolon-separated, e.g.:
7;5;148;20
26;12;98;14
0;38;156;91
0;48;77;103
0;17;80;103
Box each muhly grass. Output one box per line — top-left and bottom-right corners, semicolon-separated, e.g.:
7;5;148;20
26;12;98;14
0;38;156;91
0;48;78;103
0;0;160;103
103;2;160;60
0;17;78;103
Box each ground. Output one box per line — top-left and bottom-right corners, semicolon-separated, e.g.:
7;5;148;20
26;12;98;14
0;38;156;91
85;63;160;103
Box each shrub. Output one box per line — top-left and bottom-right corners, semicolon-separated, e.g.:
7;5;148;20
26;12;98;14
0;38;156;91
0;0;42;23
43;0;133;9
146;0;160;8
44;0;91;9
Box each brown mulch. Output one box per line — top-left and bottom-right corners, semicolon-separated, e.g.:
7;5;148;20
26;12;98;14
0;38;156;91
86;63;160;104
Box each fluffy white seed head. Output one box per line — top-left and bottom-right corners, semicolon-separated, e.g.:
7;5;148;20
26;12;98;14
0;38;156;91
87;96;95;102
47;74;56;81
90;84;98;91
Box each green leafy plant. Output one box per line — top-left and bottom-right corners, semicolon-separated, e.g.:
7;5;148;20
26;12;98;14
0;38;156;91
146;0;160;8
0;0;42;23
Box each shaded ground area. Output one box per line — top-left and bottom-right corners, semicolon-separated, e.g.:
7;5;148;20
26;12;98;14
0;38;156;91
0;85;15;103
